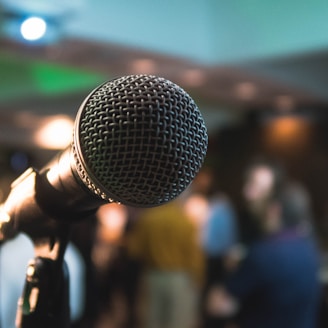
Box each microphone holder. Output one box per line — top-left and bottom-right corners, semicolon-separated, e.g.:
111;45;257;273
15;220;72;328
1;166;95;327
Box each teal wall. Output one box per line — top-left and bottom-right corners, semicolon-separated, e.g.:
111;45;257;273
66;0;328;64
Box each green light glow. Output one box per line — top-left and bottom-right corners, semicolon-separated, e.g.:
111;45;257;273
0;53;107;103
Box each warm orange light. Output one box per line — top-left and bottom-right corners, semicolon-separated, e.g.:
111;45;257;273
96;203;128;243
264;116;311;152
235;82;257;100
34;115;74;149
130;59;157;74
180;69;206;87
183;194;209;228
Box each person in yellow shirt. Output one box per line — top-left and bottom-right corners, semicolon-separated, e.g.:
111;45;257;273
126;198;205;328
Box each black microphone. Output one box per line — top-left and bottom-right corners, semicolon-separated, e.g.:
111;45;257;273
0;74;208;240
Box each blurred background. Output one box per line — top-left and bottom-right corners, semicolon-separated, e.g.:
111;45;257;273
1;1;328;326
1;0;328;237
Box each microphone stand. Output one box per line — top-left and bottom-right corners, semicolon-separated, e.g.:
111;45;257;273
16;227;71;328
1;166;101;328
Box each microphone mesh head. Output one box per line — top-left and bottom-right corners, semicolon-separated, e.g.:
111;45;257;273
73;74;208;207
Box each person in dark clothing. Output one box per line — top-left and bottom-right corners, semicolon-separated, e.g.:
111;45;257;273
226;226;321;328
224;160;322;328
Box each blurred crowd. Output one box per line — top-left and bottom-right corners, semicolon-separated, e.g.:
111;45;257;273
1;157;328;328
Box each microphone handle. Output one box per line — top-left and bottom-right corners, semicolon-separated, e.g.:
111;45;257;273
0;148;105;241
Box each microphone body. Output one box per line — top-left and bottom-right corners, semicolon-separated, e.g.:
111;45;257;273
0;148;104;239
0;74;208;240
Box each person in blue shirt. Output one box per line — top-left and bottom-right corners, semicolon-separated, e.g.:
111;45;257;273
225;160;322;328
203;195;238;260
190;168;239;328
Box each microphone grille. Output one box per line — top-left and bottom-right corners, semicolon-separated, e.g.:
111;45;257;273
73;74;208;207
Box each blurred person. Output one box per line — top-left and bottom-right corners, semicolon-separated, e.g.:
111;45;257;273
183;192;209;243
126;198;205;328
91;203;128;315
202;193;239;328
202;193;238;281
186;169;239;328
221;159;322;328
91;203;142;328
0;232;86;328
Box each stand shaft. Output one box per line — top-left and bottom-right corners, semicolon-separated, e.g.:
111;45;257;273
16;257;70;328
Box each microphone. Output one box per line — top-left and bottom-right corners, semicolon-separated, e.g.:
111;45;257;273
0;74;208;240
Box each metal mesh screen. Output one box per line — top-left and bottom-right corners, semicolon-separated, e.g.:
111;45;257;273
73;74;208;207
